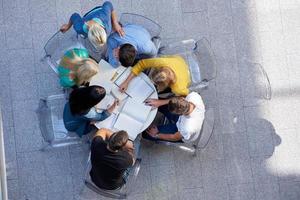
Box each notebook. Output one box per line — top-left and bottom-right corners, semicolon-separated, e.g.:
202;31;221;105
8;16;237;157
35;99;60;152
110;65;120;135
114;67;155;103
113;98;152;140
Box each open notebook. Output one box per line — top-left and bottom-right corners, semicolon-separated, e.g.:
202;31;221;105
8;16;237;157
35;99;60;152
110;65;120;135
113;98;152;140
114;67;155;103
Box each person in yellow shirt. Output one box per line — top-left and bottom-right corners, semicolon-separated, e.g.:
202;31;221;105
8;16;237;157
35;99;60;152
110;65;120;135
119;56;191;108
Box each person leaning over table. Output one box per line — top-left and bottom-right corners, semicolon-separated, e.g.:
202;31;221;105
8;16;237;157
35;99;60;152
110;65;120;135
119;56;191;107
106;23;158;68
90;128;135;190
63;86;119;137
143;92;205;142
58;48;99;88
60;1;124;49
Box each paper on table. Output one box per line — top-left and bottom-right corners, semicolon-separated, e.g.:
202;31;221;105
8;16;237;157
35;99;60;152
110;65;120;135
113;98;152;139
96;113;118;129
114;68;155;103
95;95;114;110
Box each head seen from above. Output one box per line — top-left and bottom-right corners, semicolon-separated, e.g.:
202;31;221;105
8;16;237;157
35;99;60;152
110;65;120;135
168;96;190;115
69;86;106;115
108;130;129;151
88;22;107;49
119;43;137;67
150;67;175;92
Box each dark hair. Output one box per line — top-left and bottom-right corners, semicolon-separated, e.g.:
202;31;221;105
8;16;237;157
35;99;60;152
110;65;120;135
108;130;129;151
168;97;190;115
119;43;136;67
69;86;106;115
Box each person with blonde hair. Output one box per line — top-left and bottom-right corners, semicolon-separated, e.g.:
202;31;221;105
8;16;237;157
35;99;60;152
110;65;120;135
58;48;99;88
119;56;191;108
60;1;124;49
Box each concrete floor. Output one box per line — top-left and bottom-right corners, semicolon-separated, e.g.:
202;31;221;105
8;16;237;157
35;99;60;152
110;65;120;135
1;0;300;199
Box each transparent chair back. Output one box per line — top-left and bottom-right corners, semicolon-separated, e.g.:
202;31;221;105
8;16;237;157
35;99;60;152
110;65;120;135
159;38;217;91
84;152;141;199
194;108;215;149
240;60;272;106
36;94;82;150
43;30;84;74
120;13;162;38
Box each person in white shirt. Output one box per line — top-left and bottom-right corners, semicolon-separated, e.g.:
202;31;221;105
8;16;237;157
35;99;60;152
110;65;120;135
143;92;205;142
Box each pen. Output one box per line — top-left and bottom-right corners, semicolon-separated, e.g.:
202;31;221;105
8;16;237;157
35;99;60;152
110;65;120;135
110;71;119;81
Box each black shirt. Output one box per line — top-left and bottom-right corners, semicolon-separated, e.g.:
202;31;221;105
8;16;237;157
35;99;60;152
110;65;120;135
90;136;133;190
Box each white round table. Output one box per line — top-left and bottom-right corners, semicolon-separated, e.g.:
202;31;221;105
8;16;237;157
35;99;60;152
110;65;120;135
90;60;158;140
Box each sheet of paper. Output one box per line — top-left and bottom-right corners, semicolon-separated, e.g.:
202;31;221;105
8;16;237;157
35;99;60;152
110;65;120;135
126;76;155;103
113;112;144;140
122;98;152;122
95;95;114;110
96;113;118;129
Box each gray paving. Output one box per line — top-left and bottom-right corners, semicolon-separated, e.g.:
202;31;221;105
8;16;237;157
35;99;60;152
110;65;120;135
1;0;300;199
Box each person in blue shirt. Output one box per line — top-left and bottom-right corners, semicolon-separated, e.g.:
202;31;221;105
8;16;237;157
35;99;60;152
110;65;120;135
107;24;158;67
63;86;119;137
60;1;124;49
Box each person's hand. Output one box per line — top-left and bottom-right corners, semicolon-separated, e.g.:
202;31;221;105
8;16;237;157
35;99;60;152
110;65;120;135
113;22;125;37
119;81;129;93
123;140;134;152
146;125;159;137
145;99;162;108
113;48;120;59
60;24;70;33
107;99;119;113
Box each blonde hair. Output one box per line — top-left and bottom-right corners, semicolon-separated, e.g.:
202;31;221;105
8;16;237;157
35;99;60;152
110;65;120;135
88;23;107;49
150;67;176;92
64;52;99;86
76;59;99;85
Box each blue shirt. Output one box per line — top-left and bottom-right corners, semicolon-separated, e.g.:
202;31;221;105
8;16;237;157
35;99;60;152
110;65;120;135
63;102;110;137
70;1;113;38
107;24;157;67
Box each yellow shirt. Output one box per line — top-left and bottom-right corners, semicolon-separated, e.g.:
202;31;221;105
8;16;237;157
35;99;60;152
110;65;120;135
131;56;191;96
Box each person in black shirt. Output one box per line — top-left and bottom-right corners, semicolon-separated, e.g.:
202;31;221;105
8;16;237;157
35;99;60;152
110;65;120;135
90;128;135;190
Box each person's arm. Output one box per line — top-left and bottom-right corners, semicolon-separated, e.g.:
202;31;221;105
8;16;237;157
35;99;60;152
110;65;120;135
119;72;136;92
107;36;120;67
93;128;113;140
145;98;170;108
147;125;182;142
60;20;73;33
156;132;182;142
84;108;111;121
61;13;85;35
111;10;124;36
119;58;168;92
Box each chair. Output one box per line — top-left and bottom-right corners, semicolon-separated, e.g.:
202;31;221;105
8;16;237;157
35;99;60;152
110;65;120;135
159;38;217;92
156;107;215;156
84;152;142;199
36;94;83;151
43;30;84;74
240;59;272;106
119;13;162;51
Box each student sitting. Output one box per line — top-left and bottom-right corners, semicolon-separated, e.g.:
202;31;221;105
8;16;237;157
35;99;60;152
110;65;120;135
119;56;191;107
90;128;135;190
63;86;118;137
143;92;205;142
58;48;99;88
60;1;124;49
106;24;157;67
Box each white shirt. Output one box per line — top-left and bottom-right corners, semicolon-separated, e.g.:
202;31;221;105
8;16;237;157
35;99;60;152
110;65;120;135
176;92;205;142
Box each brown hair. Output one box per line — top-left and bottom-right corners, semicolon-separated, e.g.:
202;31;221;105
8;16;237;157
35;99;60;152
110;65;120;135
108;130;129;151
168;97;190;115
119;44;137;67
150;67;175;92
